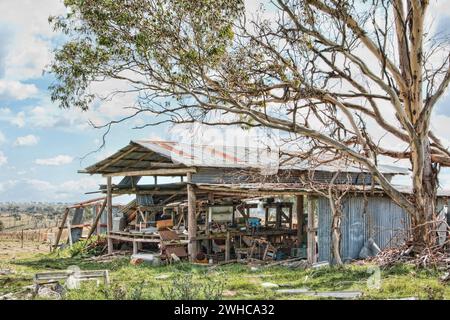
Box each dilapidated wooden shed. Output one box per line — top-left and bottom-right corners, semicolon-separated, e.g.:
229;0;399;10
79;140;449;264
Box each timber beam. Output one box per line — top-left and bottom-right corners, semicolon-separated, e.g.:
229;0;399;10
102;168;197;177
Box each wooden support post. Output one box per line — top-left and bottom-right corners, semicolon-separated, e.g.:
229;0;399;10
232;205;235;225
106;176;113;255
225;231;231;261
307;196;317;263
276;204;282;228
206;193;213;237
86;198;107;240
208;192;214;204
94;204;100;235
289;205;293;229
265;206;269;227
67;219;73;246
53;207;69;250
296;195;304;245
133;241;138;254
187;172;197;260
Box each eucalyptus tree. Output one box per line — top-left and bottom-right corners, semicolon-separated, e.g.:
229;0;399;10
49;0;450;248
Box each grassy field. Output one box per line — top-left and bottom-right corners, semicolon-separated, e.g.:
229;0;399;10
0;238;449;300
0;213;60;232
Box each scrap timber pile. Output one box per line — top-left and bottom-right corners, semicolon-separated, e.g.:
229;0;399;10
369;241;450;269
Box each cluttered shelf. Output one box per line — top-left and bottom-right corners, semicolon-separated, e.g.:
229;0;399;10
195;228;297;240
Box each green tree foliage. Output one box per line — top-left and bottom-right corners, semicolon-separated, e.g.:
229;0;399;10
49;0;243;111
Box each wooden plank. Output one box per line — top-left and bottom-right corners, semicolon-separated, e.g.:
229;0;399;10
265;207;269;227
107;234;187;244
107;176;113;254
67;219;73;246
34;270;110;286
296;195;304;244
105;190;188;196
103;162;184;170
289;205;293;229
187;174;197;260
86;198;107;240
225;231;230;261
276;205;282;228
53;207;69;250
307;196;317;263
69;196;107;209
102;168;197;177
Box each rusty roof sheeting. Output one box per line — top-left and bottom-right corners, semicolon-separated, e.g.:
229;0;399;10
82;140;410;175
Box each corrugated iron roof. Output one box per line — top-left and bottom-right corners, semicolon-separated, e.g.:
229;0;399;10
82;140;409;175
135;140;279;169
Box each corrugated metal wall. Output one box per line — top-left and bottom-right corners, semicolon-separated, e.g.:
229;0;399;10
192;168;247;184
317;196;447;263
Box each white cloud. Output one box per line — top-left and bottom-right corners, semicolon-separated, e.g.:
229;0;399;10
27;104;99;130
13;134;39;147
0;102;97;131
0;80;38;100
0;176;104;202
9;111;26;128
25;179;54;192
0;180;18;193
59;177;102;193
3;35;52;80
0;151;7;166
0;131;6;145
0;0;66;80
35;155;73;166
0;108;11;116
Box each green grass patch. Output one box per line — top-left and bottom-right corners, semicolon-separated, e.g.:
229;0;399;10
1;240;449;300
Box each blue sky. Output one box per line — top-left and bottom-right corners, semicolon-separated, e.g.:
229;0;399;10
0;0;449;203
0;0;171;202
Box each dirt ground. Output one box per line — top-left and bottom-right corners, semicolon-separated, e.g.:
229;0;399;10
0;239;51;261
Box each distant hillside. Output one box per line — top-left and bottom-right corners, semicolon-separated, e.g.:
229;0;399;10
0;202;69;215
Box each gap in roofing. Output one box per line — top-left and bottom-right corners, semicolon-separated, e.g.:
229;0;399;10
137;176;181;185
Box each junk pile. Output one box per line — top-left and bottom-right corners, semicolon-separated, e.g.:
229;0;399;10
159;228;188;262
128;218;188;265
234;236;301;262
369;241;450;269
